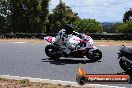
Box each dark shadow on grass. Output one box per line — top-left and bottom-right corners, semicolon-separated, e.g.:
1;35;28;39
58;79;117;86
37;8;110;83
42;58;100;65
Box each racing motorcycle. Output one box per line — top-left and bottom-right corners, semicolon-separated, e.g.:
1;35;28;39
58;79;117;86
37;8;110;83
44;34;102;62
117;45;132;73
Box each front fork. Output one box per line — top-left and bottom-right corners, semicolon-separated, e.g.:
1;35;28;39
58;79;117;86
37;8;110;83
89;46;98;52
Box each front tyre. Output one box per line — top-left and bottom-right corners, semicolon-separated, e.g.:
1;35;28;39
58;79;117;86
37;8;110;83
45;44;61;59
86;49;102;62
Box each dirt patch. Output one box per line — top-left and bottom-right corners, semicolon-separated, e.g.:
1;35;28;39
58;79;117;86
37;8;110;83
0;39;132;46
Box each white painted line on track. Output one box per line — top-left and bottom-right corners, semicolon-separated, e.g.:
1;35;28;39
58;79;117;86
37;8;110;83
0;75;126;88
11;42;28;44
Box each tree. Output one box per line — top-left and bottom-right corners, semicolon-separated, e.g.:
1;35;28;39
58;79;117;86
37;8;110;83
0;16;6;33
23;0;42;33
123;8;132;22
0;0;10;33
74;19;103;33
47;1;79;33
0;0;50;33
41;0;50;32
115;21;132;33
8;0;43;33
114;8;132;33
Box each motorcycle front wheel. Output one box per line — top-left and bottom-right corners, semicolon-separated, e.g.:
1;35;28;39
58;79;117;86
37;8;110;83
86;49;102;62
119;57;132;73
45;44;61;59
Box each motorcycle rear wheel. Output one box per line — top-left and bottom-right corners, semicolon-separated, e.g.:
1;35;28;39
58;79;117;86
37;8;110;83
45;44;61;59
86;49;102;62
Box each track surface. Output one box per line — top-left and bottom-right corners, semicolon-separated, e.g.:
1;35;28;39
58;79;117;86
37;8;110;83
0;42;131;88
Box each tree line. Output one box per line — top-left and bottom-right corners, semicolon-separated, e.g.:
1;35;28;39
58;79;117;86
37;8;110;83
0;0;50;33
114;8;132;33
0;0;103;33
0;0;131;33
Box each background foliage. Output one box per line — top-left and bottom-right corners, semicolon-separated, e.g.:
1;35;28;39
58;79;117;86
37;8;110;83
123;8;132;22
114;8;132;33
0;0;131;33
74;19;103;33
114;21;132;33
47;2;79;33
0;0;50;33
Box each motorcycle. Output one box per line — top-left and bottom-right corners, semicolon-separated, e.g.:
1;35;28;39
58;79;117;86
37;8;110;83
44;34;102;62
117;45;132;73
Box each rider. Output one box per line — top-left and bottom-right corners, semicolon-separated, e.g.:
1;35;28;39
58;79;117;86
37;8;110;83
53;24;81;55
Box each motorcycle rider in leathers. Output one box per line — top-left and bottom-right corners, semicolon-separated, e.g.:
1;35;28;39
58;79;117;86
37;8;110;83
53;24;81;56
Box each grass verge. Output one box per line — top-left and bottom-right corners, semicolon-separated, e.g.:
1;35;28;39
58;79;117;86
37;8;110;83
0;77;92;88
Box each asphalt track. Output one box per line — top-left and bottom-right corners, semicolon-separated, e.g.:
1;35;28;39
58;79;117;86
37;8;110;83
0;42;132;88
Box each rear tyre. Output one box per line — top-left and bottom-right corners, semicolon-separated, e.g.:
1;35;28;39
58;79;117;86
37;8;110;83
86;49;102;62
119;57;132;73
45;44;61;60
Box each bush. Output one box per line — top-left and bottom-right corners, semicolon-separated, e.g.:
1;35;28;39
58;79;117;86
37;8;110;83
115;21;132;33
73;19;103;33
